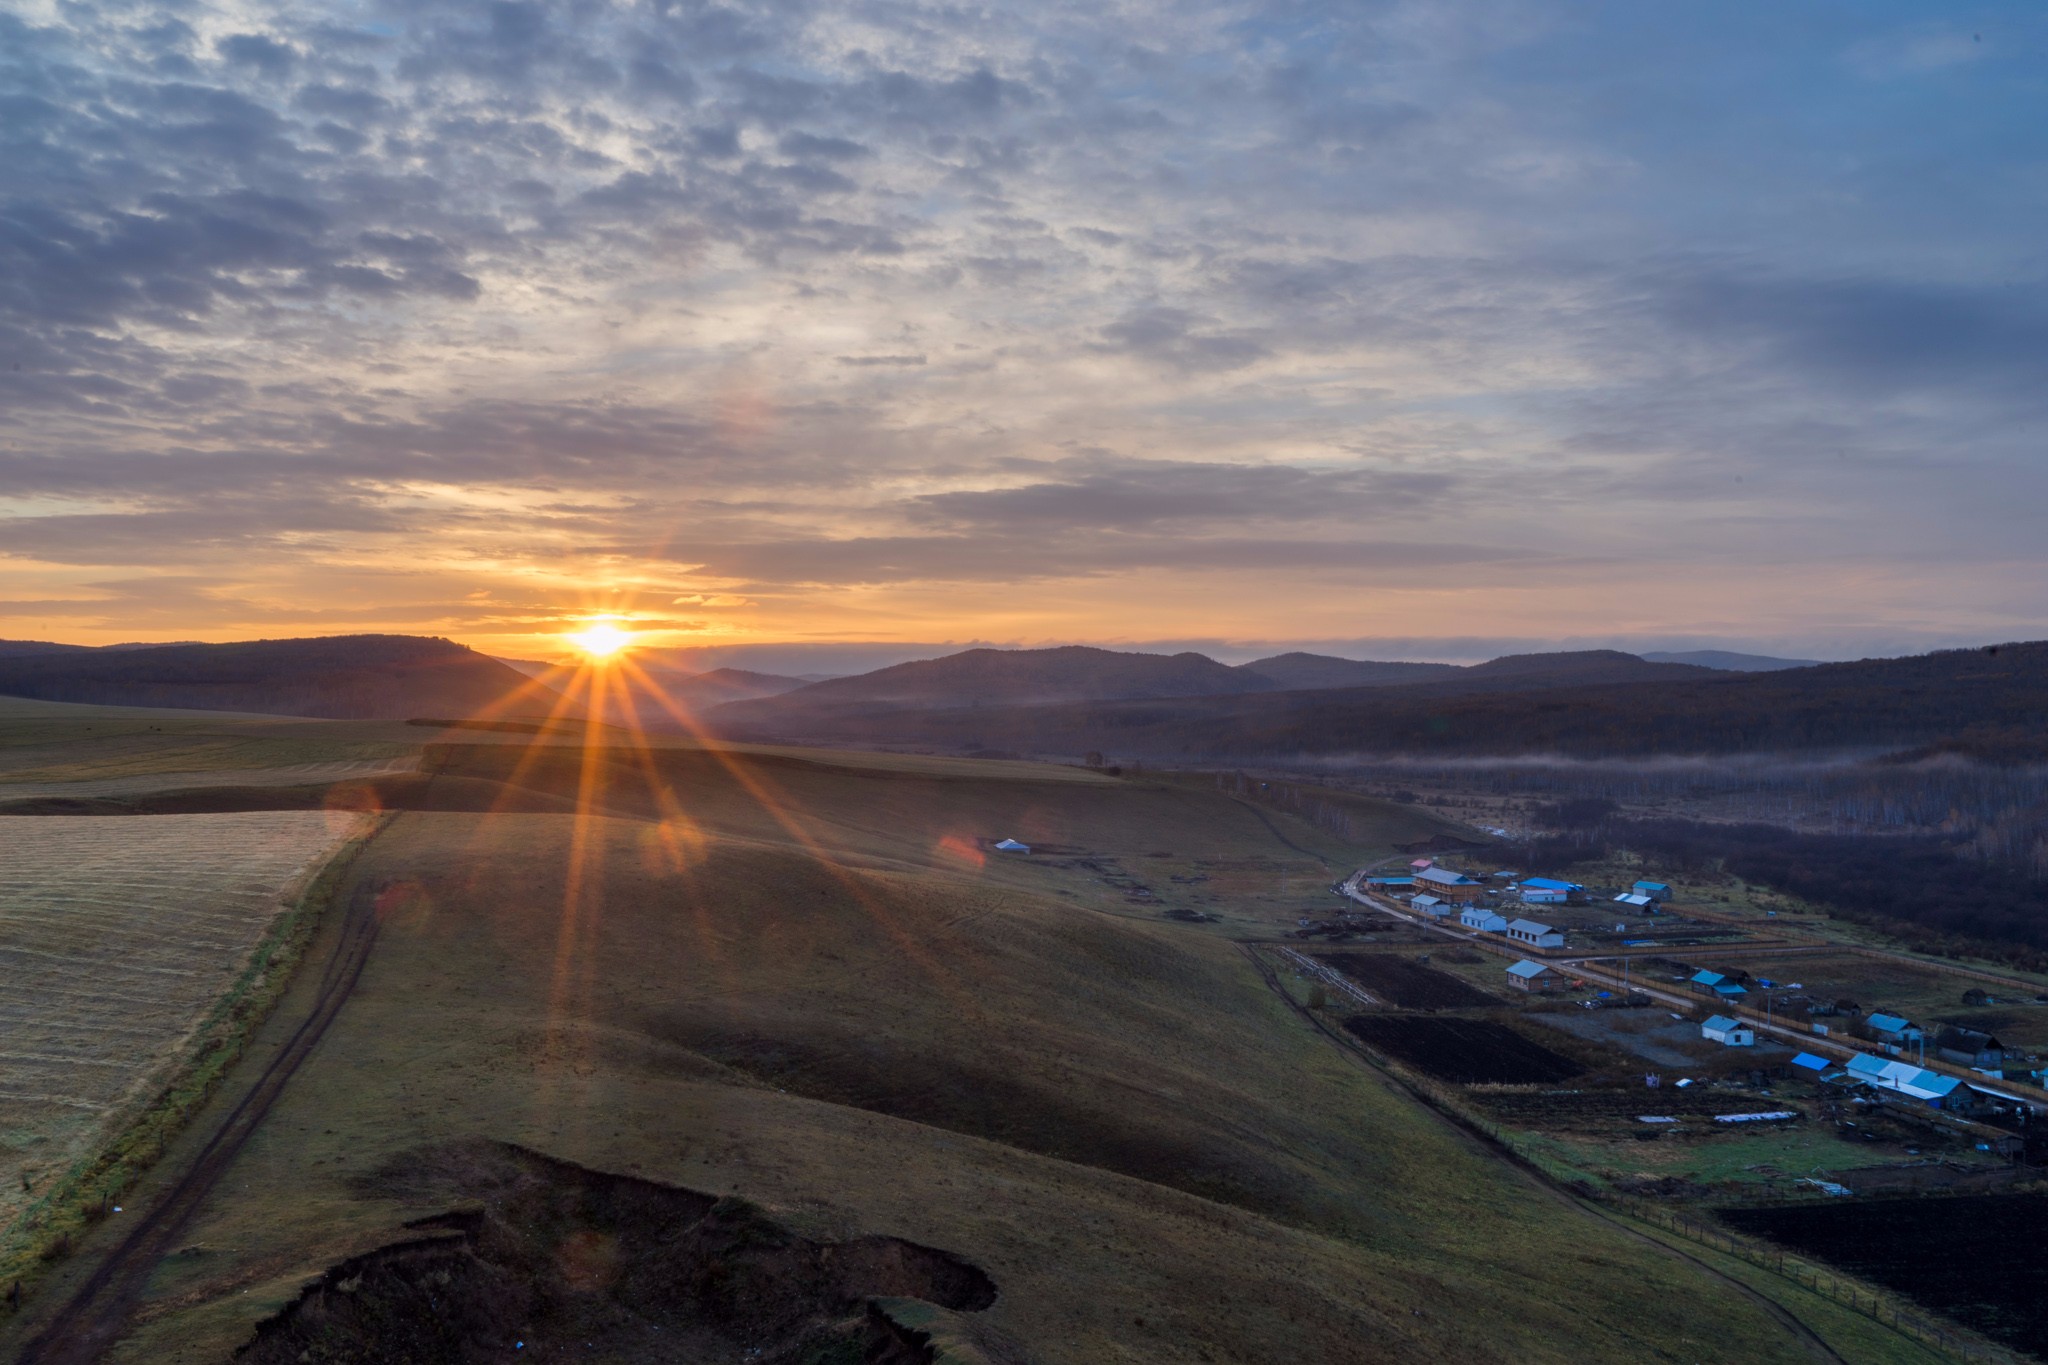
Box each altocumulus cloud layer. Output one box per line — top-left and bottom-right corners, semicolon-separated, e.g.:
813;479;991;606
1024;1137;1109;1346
1;0;2045;654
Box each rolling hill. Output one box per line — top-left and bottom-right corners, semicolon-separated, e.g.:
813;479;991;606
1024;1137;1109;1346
1641;650;1824;671
5;737;1867;1364
0;635;560;722
708;642;2048;762
765;644;1270;707
1234;652;1459;689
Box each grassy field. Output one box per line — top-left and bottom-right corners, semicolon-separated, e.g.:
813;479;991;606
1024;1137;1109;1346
0;697;418;796
0;812;371;1249
0;739;1921;1363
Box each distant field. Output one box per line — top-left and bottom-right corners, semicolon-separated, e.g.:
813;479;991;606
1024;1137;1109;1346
0;812;369;1244
0;697;419;798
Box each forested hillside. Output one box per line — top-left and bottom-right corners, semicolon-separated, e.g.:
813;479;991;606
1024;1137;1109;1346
711;643;2048;761
0;636;557;721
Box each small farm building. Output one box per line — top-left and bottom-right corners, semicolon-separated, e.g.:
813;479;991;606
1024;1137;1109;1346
1461;908;1508;933
1414;867;1487;901
1505;918;1565;949
994;838;1031;853
1506;959;1565;993
1867;1013;1922;1045
1633;881;1673;901
1791;1052;1832;1074
1410;858;1434;870
1934;1027;2011;1070
1367;875;1416;889
1411;895;1454;920
1516;877;1586;904
1520;888;1569;906
1613;892;1656;909
1702;1015;1755;1047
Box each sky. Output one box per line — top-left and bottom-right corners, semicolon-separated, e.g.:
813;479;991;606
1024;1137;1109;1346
2;0;2045;665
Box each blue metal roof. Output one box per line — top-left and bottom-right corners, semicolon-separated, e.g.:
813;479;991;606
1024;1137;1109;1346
1791;1052;1830;1070
1506;959;1550;978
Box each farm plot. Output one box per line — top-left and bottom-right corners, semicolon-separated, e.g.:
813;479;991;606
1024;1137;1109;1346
1471;1088;1803;1134
1343;1016;1585;1085
1319;952;1499;1009
1721;1192;2048;1358
0;811;368;1237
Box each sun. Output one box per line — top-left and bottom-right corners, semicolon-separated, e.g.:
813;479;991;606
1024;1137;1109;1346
566;621;633;661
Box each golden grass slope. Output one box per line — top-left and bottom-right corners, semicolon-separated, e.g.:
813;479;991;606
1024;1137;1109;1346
63;744;1870;1364
0;812;371;1240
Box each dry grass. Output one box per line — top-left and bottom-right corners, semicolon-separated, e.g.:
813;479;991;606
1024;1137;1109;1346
51;744;1897;1364
0;812;371;1245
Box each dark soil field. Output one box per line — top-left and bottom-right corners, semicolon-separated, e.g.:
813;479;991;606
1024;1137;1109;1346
1320;953;1499;1009
1720;1192;2048;1357
1343;1016;1586;1085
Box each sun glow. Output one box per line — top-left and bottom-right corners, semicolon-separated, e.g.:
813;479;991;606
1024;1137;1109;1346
566;621;632;660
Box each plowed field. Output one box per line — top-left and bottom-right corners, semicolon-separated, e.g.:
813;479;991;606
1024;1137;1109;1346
0;812;367;1239
1321;953;1498;1009
1343;1015;1585;1085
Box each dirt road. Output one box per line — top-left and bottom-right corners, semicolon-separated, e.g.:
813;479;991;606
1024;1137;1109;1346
18;878;387;1365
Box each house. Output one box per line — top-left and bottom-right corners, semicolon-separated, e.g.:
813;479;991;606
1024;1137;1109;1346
1505;918;1565;949
1633;881;1673;902
1702;1015;1755;1046
1413;866;1486;901
1460;908;1508;933
1506;959;1565;992
1409;858;1435;871
1613;892;1656;909
993;838;1031;853
1866;1013;1922;1046
1684;969;1751;1002
1847;1054;1962;1107
1516;876;1586;904
1411;895;1454;920
1366;875;1416;890
1934;1026;2011;1070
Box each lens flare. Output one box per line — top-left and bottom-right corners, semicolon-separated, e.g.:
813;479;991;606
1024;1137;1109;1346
567;622;632;660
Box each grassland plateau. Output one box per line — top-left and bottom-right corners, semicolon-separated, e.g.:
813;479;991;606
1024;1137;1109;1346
0;711;1937;1363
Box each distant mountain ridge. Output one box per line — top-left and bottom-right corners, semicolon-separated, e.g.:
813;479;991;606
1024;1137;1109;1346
1234;653;1458;689
1640;650;1824;672
0;635;558;721
707;642;2048;762
759;645;1272;708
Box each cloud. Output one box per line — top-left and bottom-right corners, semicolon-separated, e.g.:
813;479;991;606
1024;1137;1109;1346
907;459;1453;530
0;0;2042;654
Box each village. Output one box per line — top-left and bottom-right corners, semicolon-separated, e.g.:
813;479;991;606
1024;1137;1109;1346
1278;852;2048;1183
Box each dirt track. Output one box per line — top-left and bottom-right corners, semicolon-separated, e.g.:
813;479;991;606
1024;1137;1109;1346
18;878;386;1365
